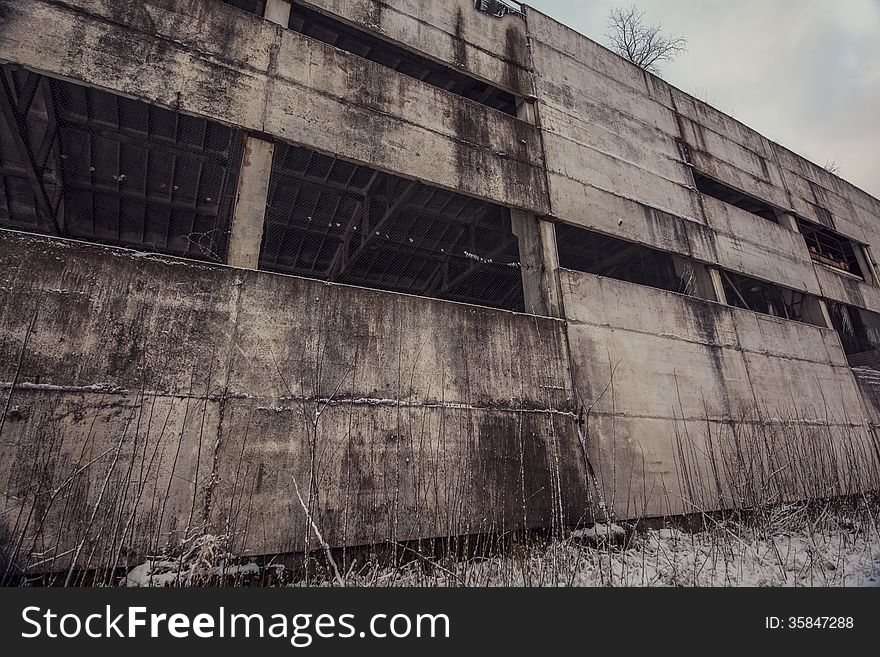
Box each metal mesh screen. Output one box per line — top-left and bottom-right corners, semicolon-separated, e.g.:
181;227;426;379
260;143;526;312
556;222;710;298
221;0;266;16
0;65;244;262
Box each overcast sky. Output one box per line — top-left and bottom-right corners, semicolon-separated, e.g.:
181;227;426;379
526;0;880;199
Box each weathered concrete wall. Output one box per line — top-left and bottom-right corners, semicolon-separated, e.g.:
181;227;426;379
525;6;880;314
0;230;588;572
0;0;548;213
1;0;880;575
560;269;878;518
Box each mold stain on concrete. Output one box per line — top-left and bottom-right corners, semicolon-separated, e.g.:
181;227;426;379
452;7;468;69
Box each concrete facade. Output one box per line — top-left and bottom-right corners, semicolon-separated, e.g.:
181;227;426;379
1;0;879;574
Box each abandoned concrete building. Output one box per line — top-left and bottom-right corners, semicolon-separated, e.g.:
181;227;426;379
1;0;879;576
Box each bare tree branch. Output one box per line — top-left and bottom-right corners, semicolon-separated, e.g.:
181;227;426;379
606;6;687;75
824;159;841;176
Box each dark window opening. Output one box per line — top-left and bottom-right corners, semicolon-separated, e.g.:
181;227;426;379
259;143;525;312
287;2;518;115
555;224;716;300
827;301;880;365
720;270;825;326
693;172;779;223
796;218;864;278
0;65;244;262
220;0;266;16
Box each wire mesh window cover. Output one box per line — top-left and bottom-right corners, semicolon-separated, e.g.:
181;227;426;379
221;0;266;16
288;2;518;116
260;144;526;312
555;223;706;298
0;66;244;263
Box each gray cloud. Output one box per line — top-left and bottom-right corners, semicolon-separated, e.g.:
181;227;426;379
526;0;880;198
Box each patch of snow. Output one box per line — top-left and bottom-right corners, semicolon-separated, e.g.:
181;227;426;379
571;523;626;540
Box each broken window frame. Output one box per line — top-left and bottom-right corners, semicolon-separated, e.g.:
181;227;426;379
795;217;866;280
719;269;826;327
826;300;880;363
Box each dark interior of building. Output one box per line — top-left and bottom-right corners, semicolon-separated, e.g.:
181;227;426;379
693;172;780;223
260;142;526;311
555;223;710;298
0;65;243;262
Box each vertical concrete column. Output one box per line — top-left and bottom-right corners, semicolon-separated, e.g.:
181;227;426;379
818;299;835;330
226;1;289;269
516;97;537;124
777;212;800;233
538;219;564;317
853;245;878;286
511;211;563;317
228;137;275;269
510;97;562;316
709;267;728;305
264;0;292;26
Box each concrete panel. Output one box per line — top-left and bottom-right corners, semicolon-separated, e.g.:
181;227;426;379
548;179;713;265
734;312;837;365
0;388;218;576
539;104;692;190
211;401;587;556
772;142;880;221
778;167;868;243
690;149;790;212
741;351;865;423
530;39;678;136
586;412;877;519
679;116;785;191
566;321;755;421
669;87;774;160
0;0;274;130
269;28;548;211
224;268;575;409
0;234;237;395
525;8;649;96
560;269;872;518
299;0;532;96
542;132;699;223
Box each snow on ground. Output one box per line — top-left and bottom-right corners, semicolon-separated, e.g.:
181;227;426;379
332;522;880;587
123;504;880;587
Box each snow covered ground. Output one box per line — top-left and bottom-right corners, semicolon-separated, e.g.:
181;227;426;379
123;502;880;587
